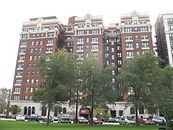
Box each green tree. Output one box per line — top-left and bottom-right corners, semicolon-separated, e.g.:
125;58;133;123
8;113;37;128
154;66;173;124
0;88;8;114
80;56;116;124
33;49;76;125
118;52;161;125
9;105;21;115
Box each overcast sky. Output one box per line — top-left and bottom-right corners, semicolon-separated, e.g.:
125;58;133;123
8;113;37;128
0;0;173;89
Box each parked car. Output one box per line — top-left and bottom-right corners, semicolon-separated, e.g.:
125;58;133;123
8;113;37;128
53;117;60;123
144;119;156;125
89;117;103;125
78;116;88;123
16;114;25;121
152;116;166;124
119;117;136;125
59;114;72;123
108;117;120;123
26;114;39;122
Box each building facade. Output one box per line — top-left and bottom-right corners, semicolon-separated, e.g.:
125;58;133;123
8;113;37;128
11;16;65;115
120;11;153;62
71;14;104;65
11;13;155;118
155;12;173;66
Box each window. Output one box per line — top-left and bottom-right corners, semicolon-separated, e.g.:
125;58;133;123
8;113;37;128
140;27;148;32
78;23;85;28
135;35;139;40
119;110;123;116
111;41;114;45
78;30;84;35
168;25;173;31
47;32;54;37
118;53;122;58
125;35;133;40
136;43;140;48
126;51;134;57
91;37;98;43
141;35;149;40
46;47;53;52
31;79;34;84
112;70;115;75
126;43;133;48
26;88;29;93
30;88;33;92
139;107;144;114
21;41;27;46
34;56;37;60
112;48;115;52
86;45;90;49
106;61;109;65
125;28;132;32
29;56;32;61
77;45;83;50
15;79;22;84
92;45;98;50
26;79;30;84
91;22;98;27
142;42;149;48
92;30;99;34
47;40;54;44
112;55;115;60
86;23;90;27
77;38;84;43
86;30;90;34
130;107;135;114
118;60;122;65
18;56;25;60
19;48;26;53
134;20;137;24
117;46;121;50
14;96;20;100
112;78;115;83
105;53;109;58
14;88;21;92
17;63;24;68
16;71;23;76
86;38;89;42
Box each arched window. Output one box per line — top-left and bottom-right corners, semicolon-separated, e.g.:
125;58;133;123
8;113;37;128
28;106;31;115
130;107;135;114
139;107;144;114
63;107;66;113
32;107;35;114
58;107;62;114
24;106;27;115
41;106;47;116
54;107;59;116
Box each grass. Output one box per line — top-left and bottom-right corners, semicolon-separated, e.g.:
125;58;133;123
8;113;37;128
0;121;159;130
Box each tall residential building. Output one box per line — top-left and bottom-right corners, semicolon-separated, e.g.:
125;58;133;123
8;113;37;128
11;16;65;115
70;14;104;64
155;12;173;66
120;11;153;62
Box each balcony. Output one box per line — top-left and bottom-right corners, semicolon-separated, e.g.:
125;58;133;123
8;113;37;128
14;83;21;86
16;76;22;78
18;60;25;63
13;92;20;94
141;39;149;42
125;39;133;42
76;42;84;45
46;43;53;46
17;67;23;70
76;50;84;53
46;51;53;54
19;52;26;55
91;49;99;52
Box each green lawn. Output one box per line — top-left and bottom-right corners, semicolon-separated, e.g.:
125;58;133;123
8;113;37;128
0;121;159;130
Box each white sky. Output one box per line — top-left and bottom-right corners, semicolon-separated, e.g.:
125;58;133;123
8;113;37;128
0;0;173;89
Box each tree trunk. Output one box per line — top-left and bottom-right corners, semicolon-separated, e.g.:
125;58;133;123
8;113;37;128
90;87;94;125
47;103;51;125
75;86;79;124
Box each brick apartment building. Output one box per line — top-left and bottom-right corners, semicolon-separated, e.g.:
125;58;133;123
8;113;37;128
120;11;153;62
10;13;154;118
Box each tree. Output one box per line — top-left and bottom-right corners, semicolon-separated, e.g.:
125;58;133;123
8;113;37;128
118;52;161;125
0;88;10;114
79;56;116;124
9;105;21;115
154;66;173;126
33;49;76;125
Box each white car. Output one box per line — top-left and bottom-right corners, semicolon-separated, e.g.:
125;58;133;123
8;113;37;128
119;117;135;125
16;114;25;121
